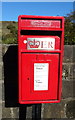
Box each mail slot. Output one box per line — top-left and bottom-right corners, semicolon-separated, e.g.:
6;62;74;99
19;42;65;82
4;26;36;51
18;15;64;104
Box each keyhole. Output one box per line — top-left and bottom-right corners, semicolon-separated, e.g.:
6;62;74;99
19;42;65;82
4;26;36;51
27;78;30;80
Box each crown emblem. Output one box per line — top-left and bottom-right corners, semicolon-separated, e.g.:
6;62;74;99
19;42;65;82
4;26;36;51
28;39;40;48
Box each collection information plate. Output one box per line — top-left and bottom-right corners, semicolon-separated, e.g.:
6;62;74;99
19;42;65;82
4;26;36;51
34;63;49;90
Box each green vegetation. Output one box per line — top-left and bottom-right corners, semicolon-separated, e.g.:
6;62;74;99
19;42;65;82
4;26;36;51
64;11;75;45
2;11;75;44
2;21;18;44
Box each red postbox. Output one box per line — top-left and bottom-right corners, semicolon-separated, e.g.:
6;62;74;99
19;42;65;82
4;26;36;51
18;15;64;104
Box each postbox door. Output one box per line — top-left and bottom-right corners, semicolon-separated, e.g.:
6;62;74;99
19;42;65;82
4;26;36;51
21;53;59;101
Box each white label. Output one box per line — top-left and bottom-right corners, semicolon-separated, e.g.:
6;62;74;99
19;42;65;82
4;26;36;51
34;63;49;90
27;38;55;50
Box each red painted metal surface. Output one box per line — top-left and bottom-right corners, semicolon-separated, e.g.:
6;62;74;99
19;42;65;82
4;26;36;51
19;35;60;52
21;54;59;101
18;15;64;104
20;19;61;30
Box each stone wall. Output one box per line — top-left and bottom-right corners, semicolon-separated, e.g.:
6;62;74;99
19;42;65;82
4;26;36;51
0;44;75;119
